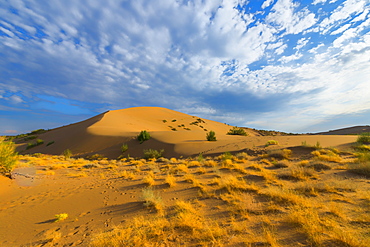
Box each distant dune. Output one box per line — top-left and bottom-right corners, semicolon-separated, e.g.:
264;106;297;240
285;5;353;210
315;125;370;135
14;107;359;158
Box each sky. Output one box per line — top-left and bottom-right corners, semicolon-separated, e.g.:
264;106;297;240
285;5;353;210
1;0;370;135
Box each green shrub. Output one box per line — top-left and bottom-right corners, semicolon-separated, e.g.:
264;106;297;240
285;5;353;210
0;137;18;177
23;135;37;141
220;152;233;160
86;154;106;160
26;142;34;150
36;139;44;145
121;143;128;153
357;132;370;144
356;152;370;163
197;153;204;162
26;138;44;150
266;140;279;146
143;149;164;159
138;130;151;143
63;149;72;160
46;141;55;146
227;127;247;136
206;130;217;141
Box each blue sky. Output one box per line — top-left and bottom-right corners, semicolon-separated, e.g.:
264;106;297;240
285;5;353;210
1;0;369;135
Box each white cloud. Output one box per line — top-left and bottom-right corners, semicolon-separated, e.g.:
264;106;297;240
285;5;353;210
0;27;14;37
319;0;366;34
8;95;24;104
262;0;274;9
312;0;327;5
279;53;303;63
294;37;310;50
330;23;351;35
266;0;317;34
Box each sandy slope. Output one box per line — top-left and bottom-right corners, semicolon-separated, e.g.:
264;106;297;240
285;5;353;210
315;125;370;135
16;107;358;159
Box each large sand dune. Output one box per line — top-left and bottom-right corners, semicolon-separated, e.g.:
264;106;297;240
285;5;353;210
16;107;358;159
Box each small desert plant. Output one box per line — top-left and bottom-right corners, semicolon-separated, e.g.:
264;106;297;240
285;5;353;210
206;130;217;141
220;151;234;161
354;144;370;152
0;137;18;177
349;162;370;178
120;170;136;180
26;138;44;149
273;160;290;168
36;139;44;145
176;164;189;174
121;143;128;153
265;140;279;146
46;141;55;146
268;149;292;159
138;130;150;143
227;127;248;136
311;149;342;163
197;153;204;162
141;188;164;214
142;174;156;186
143;149;164;159
86;154;106;160
63;149;72;160
54;213;68;222
302;141;321;149
165;174;176;187
313;141;322;149
357;132;370;144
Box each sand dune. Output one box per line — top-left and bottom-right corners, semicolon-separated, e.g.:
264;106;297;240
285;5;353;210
15;107;358;159
315;125;370;135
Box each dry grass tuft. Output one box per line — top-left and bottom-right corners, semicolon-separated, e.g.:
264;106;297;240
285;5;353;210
164;174;176;187
141;188;164;215
120;170;136;180
311;149;342;163
279;166;316;181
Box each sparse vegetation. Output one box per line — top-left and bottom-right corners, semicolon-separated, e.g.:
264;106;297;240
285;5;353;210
138;130;151;143
121;143;128;153
3;135;370;247
141;188;164;214
26;138;45;150
266;140;279;146
54;213;68;222
268;149;292;160
143;149;164;159
46;141;55;146
165;174;176;187
0;137;18;177
302;141;322;149
227;127;248;136
357;132;370;144
63;149;72;160
206;130;217;141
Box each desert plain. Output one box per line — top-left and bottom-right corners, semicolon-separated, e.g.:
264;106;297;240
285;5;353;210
1;107;370;246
